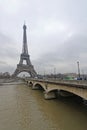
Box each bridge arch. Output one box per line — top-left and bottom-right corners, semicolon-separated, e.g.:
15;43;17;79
25;79;87;100
33;82;46;91
28;81;33;87
12;70;35;77
47;86;87;100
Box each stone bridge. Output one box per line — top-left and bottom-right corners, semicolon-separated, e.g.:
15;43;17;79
25;78;87;101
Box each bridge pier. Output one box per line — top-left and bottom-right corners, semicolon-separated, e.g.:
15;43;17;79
44;92;57;100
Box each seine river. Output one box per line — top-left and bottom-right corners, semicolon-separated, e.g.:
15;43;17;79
0;79;87;130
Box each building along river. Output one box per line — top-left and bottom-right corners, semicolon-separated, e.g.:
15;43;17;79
0;79;87;130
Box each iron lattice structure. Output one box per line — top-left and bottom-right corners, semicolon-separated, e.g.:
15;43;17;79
12;24;37;77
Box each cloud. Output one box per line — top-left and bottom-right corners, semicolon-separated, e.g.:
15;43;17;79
32;31;87;74
0;0;87;74
0;61;7;65
0;0;21;14
0;32;19;72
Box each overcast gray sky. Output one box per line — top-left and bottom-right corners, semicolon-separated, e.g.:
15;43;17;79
0;0;87;75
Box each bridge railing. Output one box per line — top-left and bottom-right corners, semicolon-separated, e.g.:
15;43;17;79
25;77;87;89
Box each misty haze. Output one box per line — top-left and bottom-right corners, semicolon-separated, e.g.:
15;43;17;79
0;1;87;130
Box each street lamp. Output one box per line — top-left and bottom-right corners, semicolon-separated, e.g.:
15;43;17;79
77;61;80;78
54;67;56;79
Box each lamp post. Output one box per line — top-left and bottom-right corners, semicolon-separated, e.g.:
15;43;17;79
54;67;56;79
77;61;80;78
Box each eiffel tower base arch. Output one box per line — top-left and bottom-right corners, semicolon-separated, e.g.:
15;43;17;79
12;64;37;78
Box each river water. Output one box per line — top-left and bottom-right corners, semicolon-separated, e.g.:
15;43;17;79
0;80;87;130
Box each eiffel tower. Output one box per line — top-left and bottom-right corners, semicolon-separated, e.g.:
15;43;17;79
12;24;37;77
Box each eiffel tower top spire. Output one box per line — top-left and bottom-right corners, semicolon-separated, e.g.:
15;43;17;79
22;23;28;54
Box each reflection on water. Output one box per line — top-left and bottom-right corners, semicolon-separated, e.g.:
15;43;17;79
0;81;87;130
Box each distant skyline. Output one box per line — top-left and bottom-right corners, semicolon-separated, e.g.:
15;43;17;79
0;0;87;75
